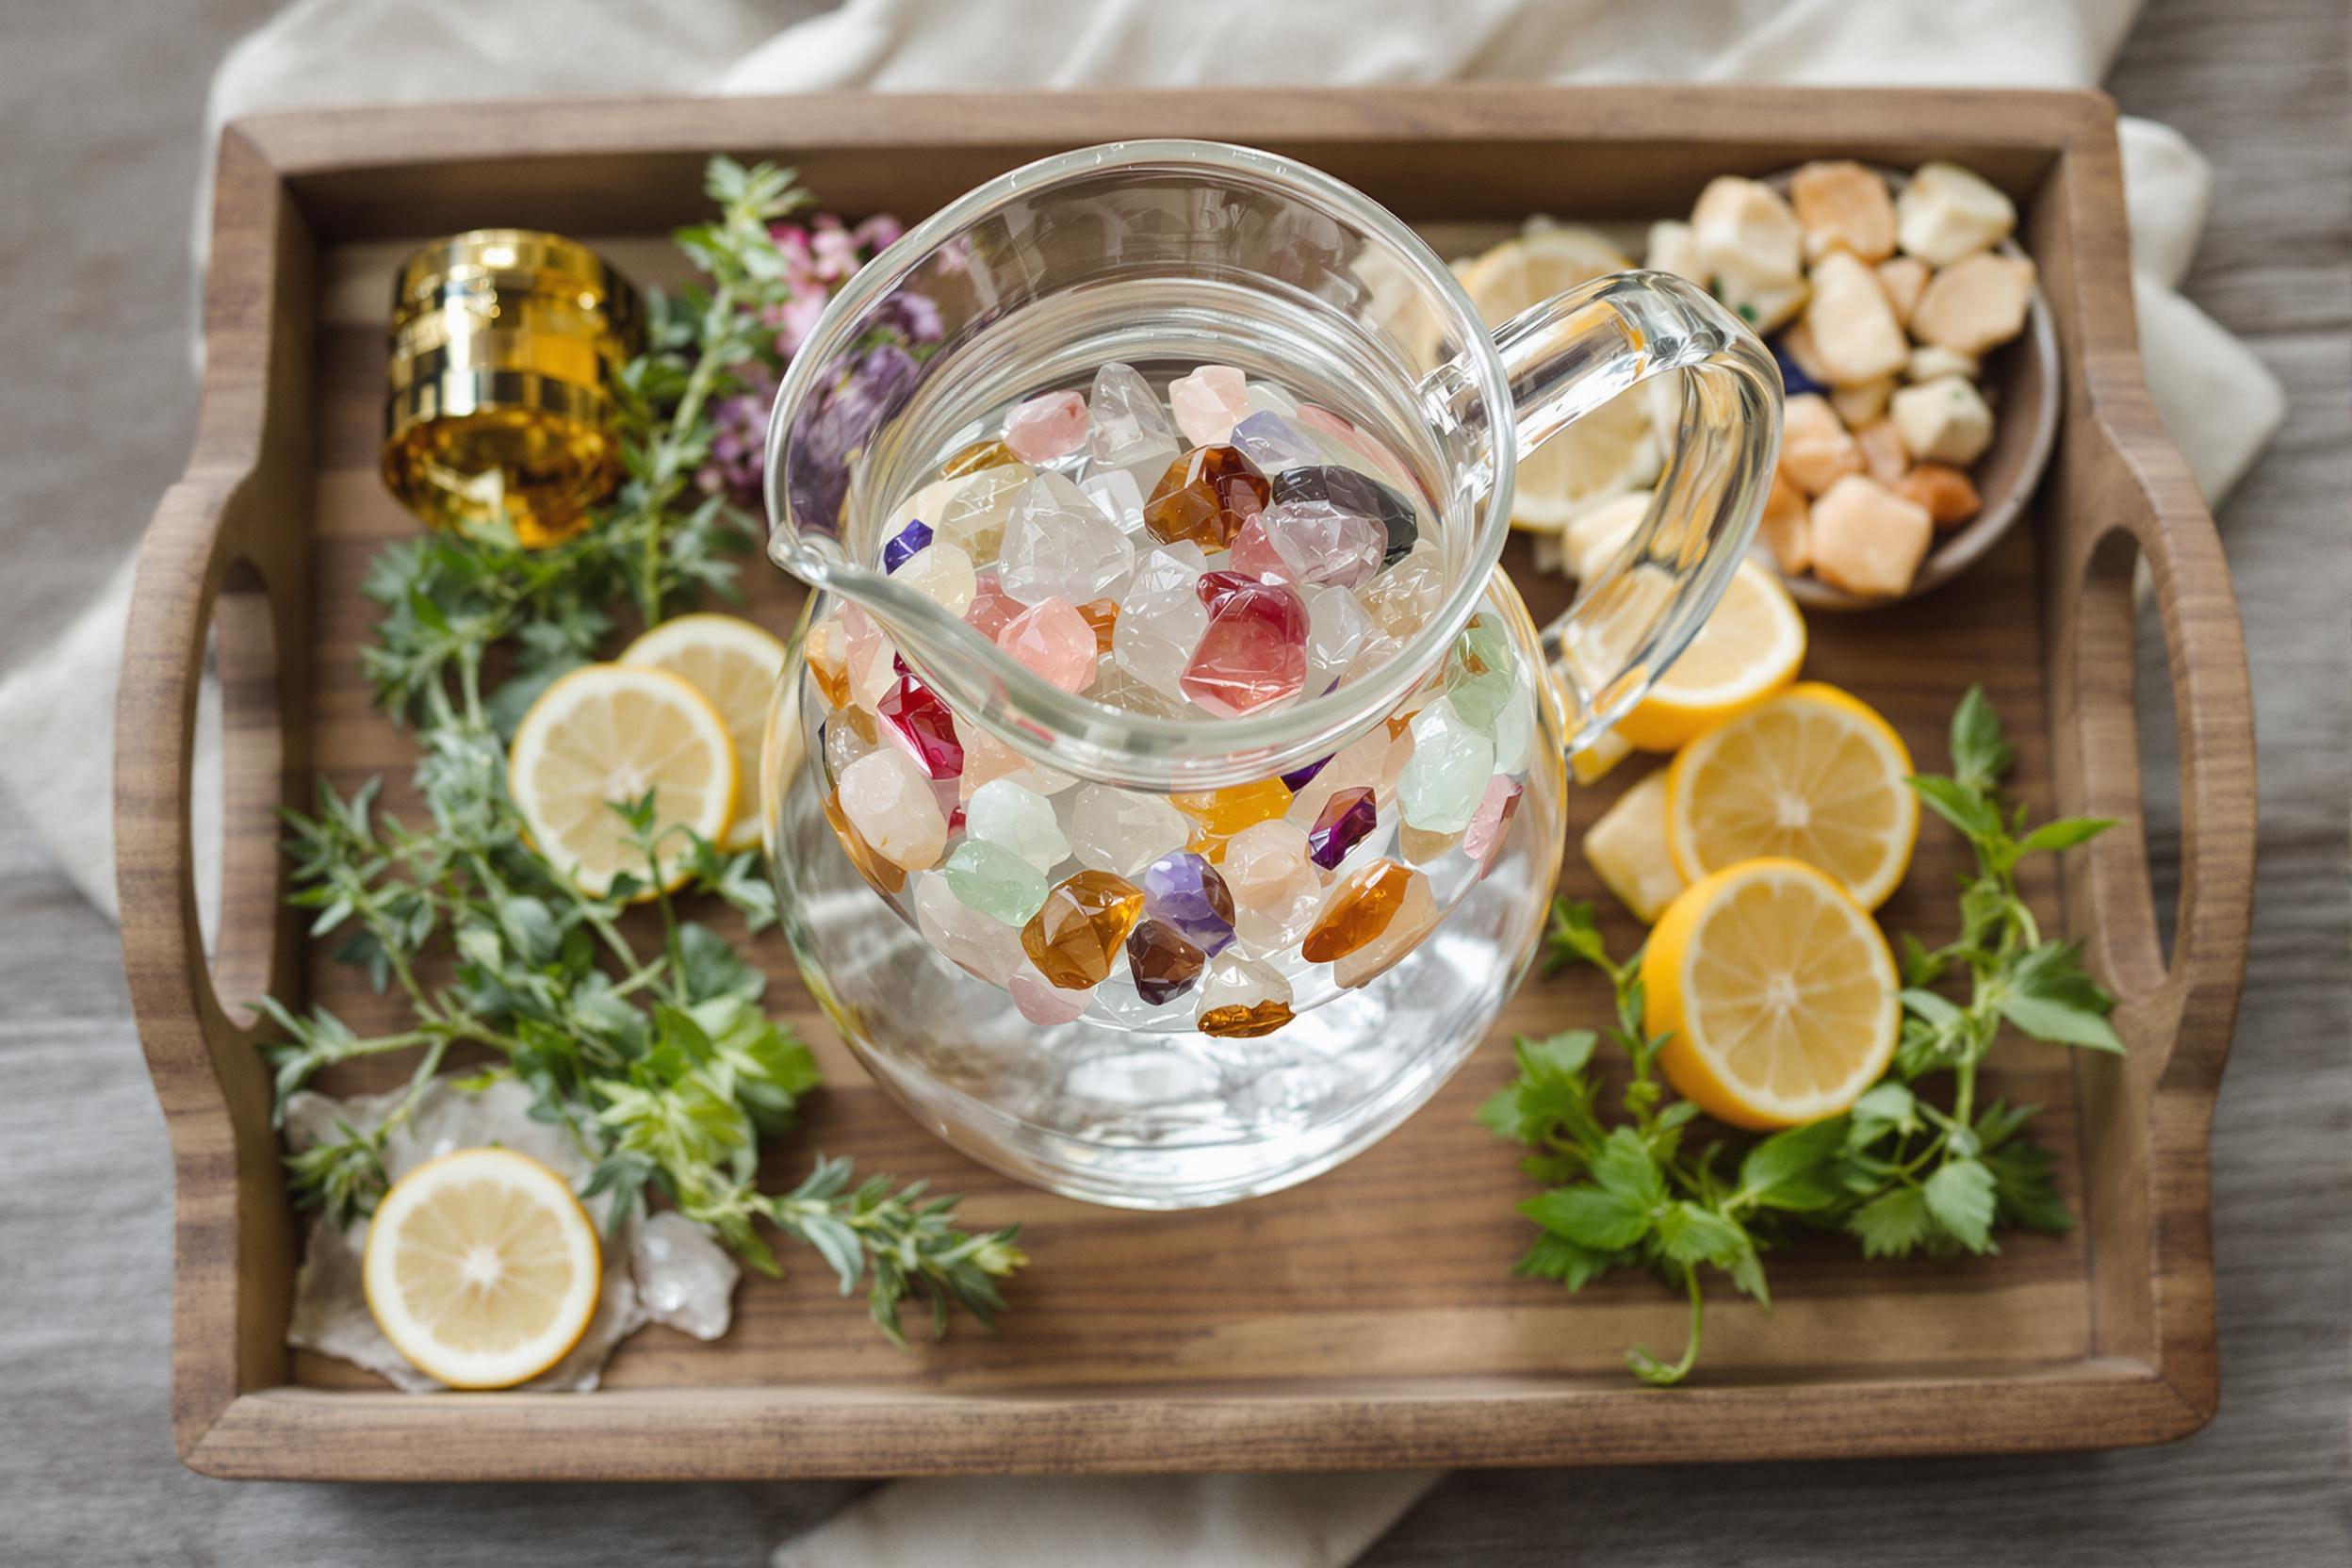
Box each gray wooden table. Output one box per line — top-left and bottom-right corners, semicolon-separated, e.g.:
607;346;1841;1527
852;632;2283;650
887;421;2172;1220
0;1;2343;1562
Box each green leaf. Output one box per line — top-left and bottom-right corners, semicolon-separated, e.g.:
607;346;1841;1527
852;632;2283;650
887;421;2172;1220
678;921;765;1004
1588;1126;1667;1212
1947;685;2015;790
1738;1118;1850;1213
1521;1184;1652;1252
1984;1138;2074;1233
1899;987;1966;1029
1921;1157;2000;1253
1544;898;1608;972
1478;1032;1602;1146
1655;1200;1750;1267
1909;773;2003;844
1849;1186;1932;1259
1726;1236;1771;1308
1513;1231;1618;1292
1996;941;2123;1052
2017;816;2116;858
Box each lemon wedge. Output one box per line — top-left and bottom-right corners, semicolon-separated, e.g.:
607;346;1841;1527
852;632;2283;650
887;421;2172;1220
508;663;737;896
363;1148;600;1390
1642;858;1900;1130
619;612;789;852
1665;682;1919;911
1582;768;1689;923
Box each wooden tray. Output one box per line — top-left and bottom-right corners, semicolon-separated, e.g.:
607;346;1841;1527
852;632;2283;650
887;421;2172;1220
118;87;2255;1481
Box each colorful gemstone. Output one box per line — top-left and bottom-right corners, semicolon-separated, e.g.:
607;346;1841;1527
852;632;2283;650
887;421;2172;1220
805;613;852;709
996;596;1099;693
836;746;949;872
1219;819;1324;954
1195;953;1295;1037
1301;857;1422;963
1397;698;1496;833
964;777;1069;873
1125;918;1208;1004
1168;364;1251;446
1331;864;1439;989
1282;725;1390;832
1181;575;1309;717
1076;598;1119;655
824;788;906;895
1002;389;1091;465
1067;785;1192;877
1139;851;1237;956
1009;960;1090;1024
1086;362;1181;473
1306;786;1378;870
840;603;899;712
1281;752;1331;792
877;675;963;779
1021;870;1147;989
943;839;1050;926
914;872;1023;986
1260;499;1385;590
1226;514;1292;584
1444;617;1516;733
998;471;1136;606
882;518;934;573
1110;543;1210;701
1172;777;1294;855
964;572;1022;640
1357;536;1446;640
1228;409;1323;473
1397;823;1462;865
1270;465;1419;567
893;539;976;615
1462;776;1524;878
941;437;1022;478
934;464;1034;563
1143;445;1270;551
821;710;875;782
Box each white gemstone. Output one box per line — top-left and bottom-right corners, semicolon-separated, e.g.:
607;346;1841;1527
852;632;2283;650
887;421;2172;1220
1111;543;1210;700
1082;467;1147;534
931;464;1035;564
1200;952;1292;1013
913;873;1022;987
1086;362;1180;469
891;540;976;616
1067;786;1191;877
996;471;1137;604
1490;674;1536;775
1303;583;1371;689
964;778;1070;873
1398;697;1497;833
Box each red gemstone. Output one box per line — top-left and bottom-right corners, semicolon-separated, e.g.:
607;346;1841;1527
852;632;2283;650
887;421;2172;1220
1180;576;1309;717
877;676;963;779
1143;445;1269;550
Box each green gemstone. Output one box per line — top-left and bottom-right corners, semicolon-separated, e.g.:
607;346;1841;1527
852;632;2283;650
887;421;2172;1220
1398;697;1497;833
943;839;1050;926
1444;620;1515;734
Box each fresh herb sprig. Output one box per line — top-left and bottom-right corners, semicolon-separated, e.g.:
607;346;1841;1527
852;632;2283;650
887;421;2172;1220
257;157;1024;1347
1491;688;2118;1383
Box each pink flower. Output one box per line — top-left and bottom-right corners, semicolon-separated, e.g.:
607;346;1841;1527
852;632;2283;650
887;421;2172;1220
854;214;906;253
810;224;859;281
774;290;830;355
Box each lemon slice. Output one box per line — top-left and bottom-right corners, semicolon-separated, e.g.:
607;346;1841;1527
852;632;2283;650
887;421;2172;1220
1665;682;1919;911
619;612;789;852
1611;562;1806;753
508;663;737;896
363;1148;600;1390
1643;858;1900;1130
1459;229;1660;531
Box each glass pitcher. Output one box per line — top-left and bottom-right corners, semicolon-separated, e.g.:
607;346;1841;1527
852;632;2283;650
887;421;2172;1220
759;141;1779;1209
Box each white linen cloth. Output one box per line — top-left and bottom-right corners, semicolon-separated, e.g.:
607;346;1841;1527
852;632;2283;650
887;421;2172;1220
0;0;2282;1561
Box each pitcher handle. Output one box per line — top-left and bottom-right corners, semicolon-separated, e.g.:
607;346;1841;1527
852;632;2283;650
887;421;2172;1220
1483;270;1783;752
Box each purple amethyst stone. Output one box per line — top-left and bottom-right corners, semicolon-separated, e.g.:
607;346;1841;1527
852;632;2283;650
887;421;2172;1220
1281;752;1332;792
1138;851;1236;956
882;517;934;572
1307;787;1378;870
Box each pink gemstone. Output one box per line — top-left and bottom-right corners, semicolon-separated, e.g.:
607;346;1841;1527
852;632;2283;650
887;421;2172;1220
1002;391;1091;464
1462;775;1523;877
1168;365;1250;446
1009;960;1090;1023
1226;515;1293;584
1181;576;1309;717
877;676;963;779
1262;499;1384;589
965;572;1022;641
839;601;897;711
997;596;1099;693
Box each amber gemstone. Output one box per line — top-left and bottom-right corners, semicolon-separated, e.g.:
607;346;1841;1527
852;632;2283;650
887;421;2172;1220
1077;597;1120;655
1300;858;1423;963
806;614;853;710
1332;866;1439;988
941;437;1021;478
1143;445;1270;550
1125;918;1207;1004
1021;869;1146;989
1171;777;1294;859
1397;823;1461;865
823;789;906;895
1197;1000;1296;1038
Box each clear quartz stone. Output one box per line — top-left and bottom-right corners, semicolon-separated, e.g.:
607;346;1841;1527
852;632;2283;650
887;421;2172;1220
1244;379;1301;417
931;464;1035;565
964;777;1070;873
1229;410;1323;474
996;472;1136;605
1081;467;1147;534
1110;542;1210;701
1086;361;1180;469
1303;584;1372;689
1066;786;1191;878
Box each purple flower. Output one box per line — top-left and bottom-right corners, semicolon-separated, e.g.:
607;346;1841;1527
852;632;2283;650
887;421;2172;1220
784;340;923;537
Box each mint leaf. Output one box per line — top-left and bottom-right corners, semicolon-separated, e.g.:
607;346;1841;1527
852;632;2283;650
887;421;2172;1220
1656;1200;1750;1267
1922;1157;1999;1253
1948;685;2015;790
1738;1118;1849;1212
1996;941;2123;1052
1522;1185;1652;1251
1478;1031;1601;1145
1850;1186;1932;1259
1984;1139;2072;1233
2017;816;2115;857
1588;1125;1668;1211
1909;773;2002;843
1514;1231;1617;1292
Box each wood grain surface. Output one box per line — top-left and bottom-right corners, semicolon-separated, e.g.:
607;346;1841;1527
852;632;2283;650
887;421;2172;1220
0;0;2343;1560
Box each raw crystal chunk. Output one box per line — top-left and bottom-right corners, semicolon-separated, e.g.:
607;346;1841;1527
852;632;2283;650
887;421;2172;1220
836;747;948;873
1003;390;1091;464
821;710;876;782
1245;380;1301;417
1009;960;1090;1023
944;839;1050;926
1067;786;1190;877
1269;466;1418;567
1139;851;1237;956
1219;820;1324;953
1306;786;1378;870
1229;410;1323;474
1443;616;1515;734
1358;536;1446;640
1195;953;1295;1037
941;437;1021;478
964;572;1022;641
1332;863;1438;988
1397;698;1496;833
893;539;976;616
1086;362;1181;472
1125;919;1207;1004
1111;543;1210;701
1282;724;1392;831
1171;777;1295;857
998;472;1136;604
964;777;1069;873
882;518;933;573
1225;514;1291;584
824;789;906;895
1259;499;1385;590
914;872;1022;986
1462;775;1523;878
934;464;1035;563
1281;753;1331;792
1397;823;1461;865
877;675;963;779
956;726;1029;797
840;603;899;711
1075;598;1119;655
1168;365;1251;445
1300;857;1422;963
1303;584;1373;689
805;614;852;709
1021;869;1146;989
1143;446;1270;551
1489;675;1535;775
996;596;1099;693
1081;467;1147;533
1182;573;1309;717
